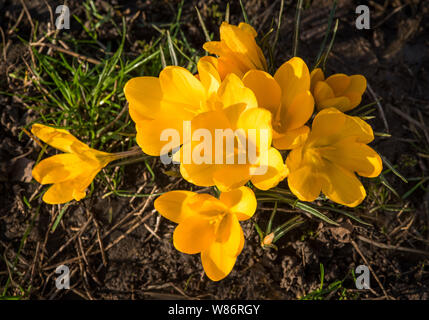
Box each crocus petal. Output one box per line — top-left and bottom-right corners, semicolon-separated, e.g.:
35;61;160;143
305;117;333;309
201;244;238;281
219;186;257;221
217;57;244;79
310;68;325;92
236;107;273;151
344;75;367;96
309;107;346;142
31;124;89;154
186;193;227;217
281;91;314;131
325;73;351;95
274;57;310;109
342;75;367;109
197;56;221;98
321;162;366;207
343;114;374;144
135;118;183;156
173;215;216;254
251;147;288;191
42;182;76;204
32;153;89;184
201;213;242;281
154;190;197;224
322;139;383;178
217;73;258;111
42;168;98;204
273;125;309;150
220;22;266;71
287;164;323;202
212;164;252;192
124;77;162;121
242;70;281;116
314;81;335;104
309;108;374;146
317;96;351;112
180;161;217;187
159;66;206;116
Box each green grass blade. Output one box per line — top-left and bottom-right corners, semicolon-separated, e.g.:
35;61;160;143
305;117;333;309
293;0;304;57
313;0;337;69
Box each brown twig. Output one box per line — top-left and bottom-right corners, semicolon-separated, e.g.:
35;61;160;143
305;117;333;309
30;43;102;65
356;235;429;257
351;239;391;300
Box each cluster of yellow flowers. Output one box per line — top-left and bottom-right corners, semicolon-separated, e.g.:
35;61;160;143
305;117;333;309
31;22;382;281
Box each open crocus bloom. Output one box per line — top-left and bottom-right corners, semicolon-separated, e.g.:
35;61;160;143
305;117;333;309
31;124;117;204
203;21;267;79
124;56;232;156
242;57;314;150
176;73;288;192
154;186;256;281
286;108;382;207
310;68;367;112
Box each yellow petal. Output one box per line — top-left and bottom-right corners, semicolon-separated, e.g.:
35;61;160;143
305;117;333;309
238;22;257;37
42;170;98;204
313;81;335;104
344;74;366;95
242;70;281;116
220;22;267;71
186;193;227;217
180;161;218;187
219;186;257;221
159;66;206;115
236;227;245;256
310;68;325;92
212;164;251;192
342;75;367;110
201;213;242;281
42;182;76;204
217;73;258;111
197;56;221;97
217;56;245;79
32;153;90;184
173;215;216;254
309;108;346;143
343;114;374;144
287;164;323;202
201;244;238;281
31;124;89;154
135;118;183;156
317;96;351;112
274;57;310;109
154;190;197;224
273;125;309;150
342;92;362;111
281;91;314;131
325;73;351;95
124;77;162;121
309;108;374;147
321;162;366;207
322;139;383;178
236;107;273;151
251;147;288;191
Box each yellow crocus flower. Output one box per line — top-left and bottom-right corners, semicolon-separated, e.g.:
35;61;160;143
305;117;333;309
203;21;268;79
242;57;314;150
310;68;367;112
31;124;118;204
176;73;288;192
286;108;382;207
154;186;257;281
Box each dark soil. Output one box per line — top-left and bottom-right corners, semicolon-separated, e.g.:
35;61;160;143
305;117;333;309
1;0;429;300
